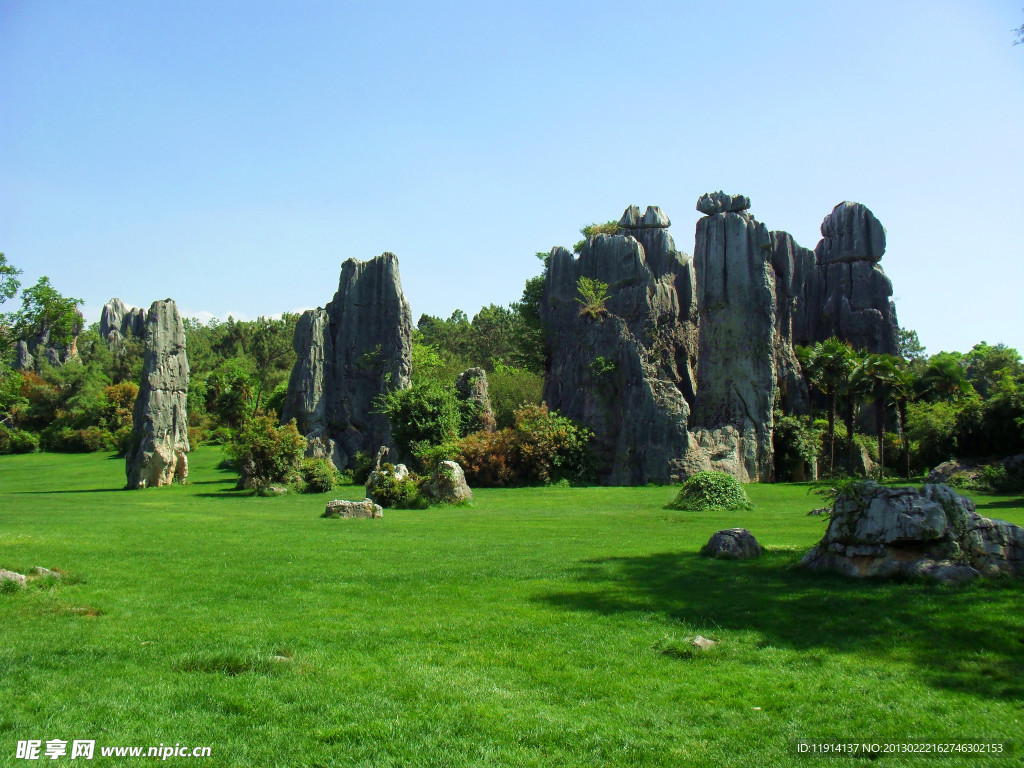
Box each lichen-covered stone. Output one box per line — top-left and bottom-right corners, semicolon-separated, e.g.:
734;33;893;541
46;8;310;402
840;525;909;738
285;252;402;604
282;253;413;470
322;498;383;519
125;299;189;489
800;482;1024;583
701;528;762;560
455;368;496;433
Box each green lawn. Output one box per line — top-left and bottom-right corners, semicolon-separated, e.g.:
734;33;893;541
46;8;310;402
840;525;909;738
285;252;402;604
1;448;1022;767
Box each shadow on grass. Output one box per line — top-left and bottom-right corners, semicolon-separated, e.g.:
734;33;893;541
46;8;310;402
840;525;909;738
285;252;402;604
539;550;1024;701
974;497;1024;512
14;488;124;494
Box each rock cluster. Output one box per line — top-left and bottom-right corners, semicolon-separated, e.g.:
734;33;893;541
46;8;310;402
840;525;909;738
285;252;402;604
12;311;84;371
125;299;190;489
700;528;762;560
100;298;146;345
322;498;383;519
282;253;413;470
541;206;698;484
540;195;902;485
799;482;1024;584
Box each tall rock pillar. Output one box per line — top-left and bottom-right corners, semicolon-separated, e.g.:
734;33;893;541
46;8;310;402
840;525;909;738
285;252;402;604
125;299;190;489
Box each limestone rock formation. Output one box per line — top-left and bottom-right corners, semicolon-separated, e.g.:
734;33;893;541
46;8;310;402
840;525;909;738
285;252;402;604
700;528;762;560
282;253;413;470
541;205;698;485
690;197;777;482
426;460;472;504
12;311;84;371
15;341;33;371
100;298;146;345
322;498;383;519
696;192;750;215
455;368;495;432
799;482;1024;584
816;202;885;264
125;299;190;489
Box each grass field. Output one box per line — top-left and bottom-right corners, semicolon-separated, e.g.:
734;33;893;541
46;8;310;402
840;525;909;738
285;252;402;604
1;447;1022;767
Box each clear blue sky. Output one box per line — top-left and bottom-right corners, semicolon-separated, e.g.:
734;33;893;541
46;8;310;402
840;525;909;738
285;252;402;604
2;1;1022;354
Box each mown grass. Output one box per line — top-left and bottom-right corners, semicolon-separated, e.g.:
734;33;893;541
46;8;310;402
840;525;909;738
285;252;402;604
1;448;1022;767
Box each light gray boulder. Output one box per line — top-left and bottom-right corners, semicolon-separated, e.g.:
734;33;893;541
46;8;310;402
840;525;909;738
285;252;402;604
322;498;383;519
541;205;699;485
282;253;412;471
125;299;190;489
455;368;495;432
0;569;27;588
426;460;472;504
800;482;1024;583
701;528;762;560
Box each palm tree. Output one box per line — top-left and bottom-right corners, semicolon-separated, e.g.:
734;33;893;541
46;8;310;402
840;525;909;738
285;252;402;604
919;357;973;401
851;353;901;477
890;366;918;478
798;338;853;475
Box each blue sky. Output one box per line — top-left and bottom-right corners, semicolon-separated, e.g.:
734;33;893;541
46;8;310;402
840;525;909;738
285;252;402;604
2;1;1022;354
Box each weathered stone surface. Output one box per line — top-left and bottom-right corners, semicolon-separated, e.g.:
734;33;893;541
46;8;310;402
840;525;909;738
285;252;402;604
0;569;27;587
800;482;1024;583
125;299;189;489
769;231;814;414
100;298;147;345
701;528;762;560
816;202;886;264
15;341;33;371
541;205;699;485
690;198;776;482
455;368;496;433
426;460;472;504
696;191;750;215
322;498;383;519
926;459;980;485
282;253;413;471
619;204;671;229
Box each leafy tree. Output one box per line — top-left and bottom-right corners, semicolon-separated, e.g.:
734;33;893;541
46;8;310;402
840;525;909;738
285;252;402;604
797;338;853;475
0;253;22;305
963;342;1023;399
919;354;973;402
9;276;83;350
897;326;926;364
227;412;306;492
850;352;901;476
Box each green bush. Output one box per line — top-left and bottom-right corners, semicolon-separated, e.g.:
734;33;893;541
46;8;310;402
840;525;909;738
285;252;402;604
352;451;375;485
0;424;39;454
772;414;821;481
667;471;752;512
576;276;610;320
227;412;306;492
487;361;543;430
366;466;427;509
39;425;115;453
375;380;464;459
299;457;342;493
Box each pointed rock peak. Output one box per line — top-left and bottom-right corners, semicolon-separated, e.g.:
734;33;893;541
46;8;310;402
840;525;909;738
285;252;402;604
696;192;751;216
619;205;671;229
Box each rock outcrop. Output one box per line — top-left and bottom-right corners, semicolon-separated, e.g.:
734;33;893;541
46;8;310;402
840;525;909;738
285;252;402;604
690;198;778;482
799;482;1024;583
282;253;413;470
700;528;762;560
100;298;146;345
322;498;383;519
455;368;496;432
425;460;472;504
12;311;84;371
541;205;698;485
125;299;190;489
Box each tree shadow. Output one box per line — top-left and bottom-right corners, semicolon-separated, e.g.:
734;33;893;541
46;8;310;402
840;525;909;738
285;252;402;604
974;497;1024;512
538;550;1024;701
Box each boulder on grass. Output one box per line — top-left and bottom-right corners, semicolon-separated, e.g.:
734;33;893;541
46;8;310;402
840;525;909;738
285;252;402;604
0;569;27;588
322;498;383;519
426;460;472;505
700;528;762;560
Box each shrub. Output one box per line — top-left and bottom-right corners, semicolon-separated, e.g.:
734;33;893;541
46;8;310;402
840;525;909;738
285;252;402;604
576;277;610;320
487;361;543;430
299;457;342;493
39;425;115;453
667;471;752;512
773;414;821;481
227;412;306;492
572;220;620;253
0;425;38;454
375;380;463;458
366;466;427;509
457;429;518;487
352;451;375;485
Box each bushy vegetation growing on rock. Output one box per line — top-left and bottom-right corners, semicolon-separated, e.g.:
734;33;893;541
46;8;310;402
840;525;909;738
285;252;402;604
667;472;752;512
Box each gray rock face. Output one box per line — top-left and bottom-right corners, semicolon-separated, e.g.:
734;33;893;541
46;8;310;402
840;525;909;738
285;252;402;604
696;192;751;215
125;299;190;489
769;231;813;414
14;341;33;371
816;202;886;264
619;204;671;229
541;205;699;485
322;498;383;519
799;482;1024;583
455;368;496;432
690;202;777;482
282;253;413;470
100;298;147;345
701;528;762;560
426;460;472;504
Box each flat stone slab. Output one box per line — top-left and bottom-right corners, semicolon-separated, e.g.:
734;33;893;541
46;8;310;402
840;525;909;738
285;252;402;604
323;498;383;519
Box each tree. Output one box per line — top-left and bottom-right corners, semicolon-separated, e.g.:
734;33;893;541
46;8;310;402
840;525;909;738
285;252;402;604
10;276;83;350
897;326;926;364
0;253;21;304
798;338;853;475
919;354;973;402
850;352;901;477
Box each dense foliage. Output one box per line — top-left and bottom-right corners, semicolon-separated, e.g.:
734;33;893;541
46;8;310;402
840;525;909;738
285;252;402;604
226;412;306;493
667;471;753;512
